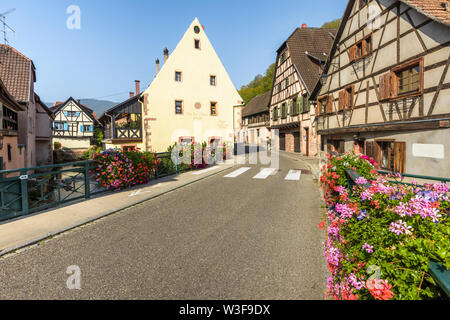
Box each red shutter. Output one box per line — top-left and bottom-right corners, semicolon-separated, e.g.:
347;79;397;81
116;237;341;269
390;72;398;98
365;141;380;168
348;46;356;62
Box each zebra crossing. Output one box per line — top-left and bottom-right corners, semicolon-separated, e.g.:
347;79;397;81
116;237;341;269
224;167;303;181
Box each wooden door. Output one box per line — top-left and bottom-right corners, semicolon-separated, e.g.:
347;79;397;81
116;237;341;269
279;133;286;151
304;128;309;156
294;132;301;153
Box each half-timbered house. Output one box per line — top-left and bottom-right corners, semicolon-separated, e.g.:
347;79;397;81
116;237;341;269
0;77;26;170
50;97;98;151
240;91;271;146
311;0;450;177
270;27;335;155
0;44;54;168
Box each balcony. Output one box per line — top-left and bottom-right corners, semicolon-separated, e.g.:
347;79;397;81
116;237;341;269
101;95;143;142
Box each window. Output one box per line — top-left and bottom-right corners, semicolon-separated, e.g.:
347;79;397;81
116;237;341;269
338;85;354;110
53;122;66;131
210;102;217;116
64;111;80;118
175;100;183;114
175;71;182;82
285;78;289;88
179;137;193;144
194;26;200;34
317;95;332;115
194;39;201;49
349;34;373;62
281;103;287;119
327;139;345;155
292;97;298;115
273;106;278;121
210;75;216;86
366;140;406;173
379;58;423;100
80;125;93;132
395;62;421;96
278;83;282;93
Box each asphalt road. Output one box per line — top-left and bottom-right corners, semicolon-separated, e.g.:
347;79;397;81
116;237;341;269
0;152;326;299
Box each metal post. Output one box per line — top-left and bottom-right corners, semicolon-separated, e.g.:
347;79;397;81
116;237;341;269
19;169;28;214
84;161;90;199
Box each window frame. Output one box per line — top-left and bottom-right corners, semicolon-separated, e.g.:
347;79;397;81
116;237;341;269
390;58;423;100
210;101;218;116
210;75;216;86
175;100;184;115
53;122;66;131
175;71;182;82
194;39;201;49
317;95;331;115
349;33;373;63
281;103;287;119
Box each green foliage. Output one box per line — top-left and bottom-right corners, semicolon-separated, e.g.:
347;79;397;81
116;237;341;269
321;18;341;29
321;153;450;300
79;146;102;160
239;63;275;104
93;128;104;146
53;141;62;150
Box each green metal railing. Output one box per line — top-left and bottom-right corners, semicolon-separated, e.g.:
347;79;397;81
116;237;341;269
0;152;186;222
376;170;450;186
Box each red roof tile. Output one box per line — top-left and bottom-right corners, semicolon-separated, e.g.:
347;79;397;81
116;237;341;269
401;0;450;26
0;44;34;102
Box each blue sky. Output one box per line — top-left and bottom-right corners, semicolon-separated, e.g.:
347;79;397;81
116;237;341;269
1;0;347;103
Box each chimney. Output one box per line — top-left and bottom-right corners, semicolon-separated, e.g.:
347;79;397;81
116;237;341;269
135;80;140;95
77;99;81;105
156;58;160;74
202;25;205;30
163;48;169;63
302;23;307;28
129;92;134;98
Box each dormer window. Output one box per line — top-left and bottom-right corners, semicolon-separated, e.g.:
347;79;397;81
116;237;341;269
195;39;201;49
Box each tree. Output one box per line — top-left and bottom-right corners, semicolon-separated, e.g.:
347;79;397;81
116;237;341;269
321;19;341;29
239;63;275;104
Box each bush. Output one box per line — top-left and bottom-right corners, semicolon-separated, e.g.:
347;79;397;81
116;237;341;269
91;149;157;190
54;141;62;150
320;152;449;300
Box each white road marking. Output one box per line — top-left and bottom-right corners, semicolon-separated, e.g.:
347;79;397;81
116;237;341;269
224;167;251;178
253;168;277;180
285;170;302;181
191;166;220;175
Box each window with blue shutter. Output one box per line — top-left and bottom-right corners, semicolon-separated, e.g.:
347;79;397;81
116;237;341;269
63;123;68;131
80;125;84;132
90;125;93;132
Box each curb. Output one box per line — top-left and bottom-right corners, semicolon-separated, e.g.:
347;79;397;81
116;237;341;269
0;164;235;257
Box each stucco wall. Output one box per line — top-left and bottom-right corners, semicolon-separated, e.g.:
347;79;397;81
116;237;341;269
53;137;91;150
0;135;25;170
142;18;243;153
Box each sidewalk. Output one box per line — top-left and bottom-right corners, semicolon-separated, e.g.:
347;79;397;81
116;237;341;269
0;161;235;256
279;151;322;179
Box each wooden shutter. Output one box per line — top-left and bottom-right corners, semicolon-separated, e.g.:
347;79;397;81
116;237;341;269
298;96;303;114
390;71;398;98
393;142;406;173
365;141;380;168
326;95;333;113
289;100;293;115
316;100;321;115
349;46;357;62
338;90;345;110
379;73;392;101
306;96;311;112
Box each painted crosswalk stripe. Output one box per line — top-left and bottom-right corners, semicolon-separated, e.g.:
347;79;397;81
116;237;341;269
192;166;219;175
224;167;251;178
285;170;302;181
253;168;277;180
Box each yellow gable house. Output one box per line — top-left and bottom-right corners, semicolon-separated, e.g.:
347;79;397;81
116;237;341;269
140;18;243;152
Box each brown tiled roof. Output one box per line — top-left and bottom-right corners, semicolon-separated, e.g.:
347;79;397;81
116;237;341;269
0;76;25;112
283;28;336;94
242;91;271;117
0;44;34;102
401;0;450;26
